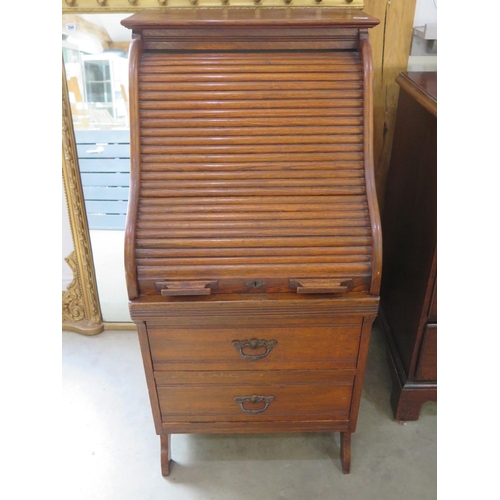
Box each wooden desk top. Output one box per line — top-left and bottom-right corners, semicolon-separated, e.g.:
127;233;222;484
121;8;380;29
396;71;437;117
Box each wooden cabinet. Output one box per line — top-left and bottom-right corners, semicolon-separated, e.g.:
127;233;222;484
122;8;381;475
379;71;437;421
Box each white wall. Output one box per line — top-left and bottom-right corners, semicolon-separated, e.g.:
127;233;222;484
62;182;75;291
408;0;438;71
413;0;437;27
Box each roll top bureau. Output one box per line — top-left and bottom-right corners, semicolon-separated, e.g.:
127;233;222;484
122;8;381;475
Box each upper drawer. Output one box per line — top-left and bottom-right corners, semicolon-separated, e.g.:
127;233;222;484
148;318;362;371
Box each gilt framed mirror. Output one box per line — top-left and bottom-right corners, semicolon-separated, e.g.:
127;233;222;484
61;0;417;335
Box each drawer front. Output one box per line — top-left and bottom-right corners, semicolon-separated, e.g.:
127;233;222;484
415;324;437;381
148;320;362;371
155;370;354;423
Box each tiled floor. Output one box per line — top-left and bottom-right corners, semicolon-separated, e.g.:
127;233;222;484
62;325;436;500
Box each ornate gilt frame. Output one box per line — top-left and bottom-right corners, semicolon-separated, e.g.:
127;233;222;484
62;63;104;335
62;0;417;335
61;1;365;336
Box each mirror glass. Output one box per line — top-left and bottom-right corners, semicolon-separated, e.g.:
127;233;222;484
63;13;132;322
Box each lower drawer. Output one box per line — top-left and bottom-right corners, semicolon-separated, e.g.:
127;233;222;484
155;370;354;423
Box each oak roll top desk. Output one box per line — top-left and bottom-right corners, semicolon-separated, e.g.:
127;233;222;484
122;8;381;475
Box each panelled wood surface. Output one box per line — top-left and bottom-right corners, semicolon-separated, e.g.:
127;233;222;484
155;369;354;422
142;34;361;52
380;77;437;377
136;321;163;434
148;320;362;371
136;50;373;295
129;295;380;319
415;324;437;382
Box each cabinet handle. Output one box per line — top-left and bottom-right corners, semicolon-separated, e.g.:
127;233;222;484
234;395;275;414
232;339;277;360
156;280;217;296
289;278;352;294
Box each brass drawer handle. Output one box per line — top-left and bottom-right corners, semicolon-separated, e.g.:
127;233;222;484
234;395;275;414
232;339;277;360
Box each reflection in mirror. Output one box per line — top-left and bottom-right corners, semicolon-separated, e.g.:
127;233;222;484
63;14;132;322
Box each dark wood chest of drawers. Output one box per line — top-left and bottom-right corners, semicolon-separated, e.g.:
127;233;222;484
379;72;437;421
122;8;381;475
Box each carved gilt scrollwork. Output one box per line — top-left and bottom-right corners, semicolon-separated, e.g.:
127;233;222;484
62;251;86;322
62;62;103;335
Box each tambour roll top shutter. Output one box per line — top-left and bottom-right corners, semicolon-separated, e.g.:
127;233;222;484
122;9;381;299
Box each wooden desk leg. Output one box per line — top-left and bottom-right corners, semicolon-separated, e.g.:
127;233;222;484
161;434;172;477
340;432;351;474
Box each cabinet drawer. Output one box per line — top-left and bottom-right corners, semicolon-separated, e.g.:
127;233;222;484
148;321;362;371
155;370;354;423
415;324;437;381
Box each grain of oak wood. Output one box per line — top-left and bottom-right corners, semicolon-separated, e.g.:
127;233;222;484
363;0;418;209
122;8;381;476
147;322;362;371
134;44;372;295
